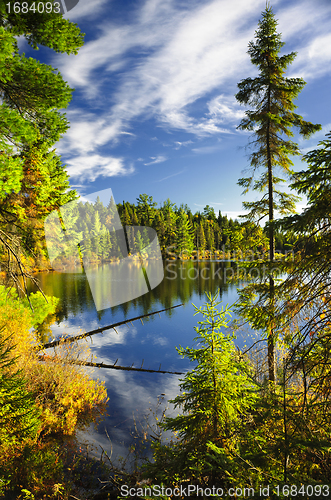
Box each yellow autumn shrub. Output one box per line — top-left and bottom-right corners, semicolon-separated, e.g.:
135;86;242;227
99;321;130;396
26;343;108;436
0;285;108;437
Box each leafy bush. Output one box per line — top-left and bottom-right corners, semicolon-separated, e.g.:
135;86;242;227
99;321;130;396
0;285;108;497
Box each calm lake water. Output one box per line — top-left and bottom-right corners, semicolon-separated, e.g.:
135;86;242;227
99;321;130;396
30;260;258;464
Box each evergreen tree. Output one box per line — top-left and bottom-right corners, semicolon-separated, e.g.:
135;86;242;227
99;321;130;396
203;205;216;221
81;230;92;261
277;132;331;383
0;333;40;448
0;3;83;278
161;199;177;256
205;220;215;253
121;202;131;227
98;225;109;260
149;292;255;482
136;194;157;226
91;211;102;256
152;211;165;249
135;230;144;253
235;4;321;381
131;207;139;226
197;221;206;254
176;209;194;257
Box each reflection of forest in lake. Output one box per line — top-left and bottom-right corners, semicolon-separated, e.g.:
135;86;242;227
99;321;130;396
30;260;239;330
29;260;253;466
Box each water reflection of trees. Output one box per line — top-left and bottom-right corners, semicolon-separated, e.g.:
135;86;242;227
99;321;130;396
29;261;240;327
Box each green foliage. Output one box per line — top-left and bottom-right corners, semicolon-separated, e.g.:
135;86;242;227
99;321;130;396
142;298;331;488
0;334;40;448
236;4;320;226
0;2;82;279
0;0;84;53
235;4;321;382
63;194;271;267
0;285;108;497
164;292;254;441
145;292;256;485
175;209;194;257
0;285;59;334
0;333;61;498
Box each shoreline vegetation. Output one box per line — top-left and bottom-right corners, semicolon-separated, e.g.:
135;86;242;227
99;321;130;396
10;188;296;273
35;193;295;273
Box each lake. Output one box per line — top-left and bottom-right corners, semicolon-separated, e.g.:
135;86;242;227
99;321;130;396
29;260;258;466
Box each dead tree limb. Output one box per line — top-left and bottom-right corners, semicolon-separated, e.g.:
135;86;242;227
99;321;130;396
38;355;184;375
40;303;184;350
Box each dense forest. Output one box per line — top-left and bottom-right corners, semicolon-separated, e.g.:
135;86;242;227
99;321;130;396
1;1;331;499
35;193;296;270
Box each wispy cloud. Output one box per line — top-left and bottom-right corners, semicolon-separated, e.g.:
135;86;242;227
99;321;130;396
192;144;223;154
277;0;331;80
144;155;168;165
57;110;133;155
55;0;331;183
207;94;245;124
174;140;193;150
65;154;134;182
57;0;262;143
157;170;186;182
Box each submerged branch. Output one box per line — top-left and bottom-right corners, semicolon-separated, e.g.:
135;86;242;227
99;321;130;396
39;303;184;350
38;355;184;375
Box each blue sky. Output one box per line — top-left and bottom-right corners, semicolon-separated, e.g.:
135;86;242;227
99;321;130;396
34;0;331;218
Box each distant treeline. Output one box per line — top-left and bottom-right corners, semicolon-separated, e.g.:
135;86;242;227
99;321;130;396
55;194;296;264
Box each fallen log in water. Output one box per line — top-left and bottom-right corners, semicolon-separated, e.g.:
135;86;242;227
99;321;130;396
39;303;184;350
38;354;184;375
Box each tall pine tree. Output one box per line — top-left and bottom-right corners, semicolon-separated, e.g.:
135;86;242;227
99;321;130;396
235;4;321;381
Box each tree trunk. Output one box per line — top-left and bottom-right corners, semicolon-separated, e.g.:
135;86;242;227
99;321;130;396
267;87;276;383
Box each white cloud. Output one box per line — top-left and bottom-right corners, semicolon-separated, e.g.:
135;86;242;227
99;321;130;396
207;94;245;123
192;144;223;154
174;140;193;149
276;0;331;80
55;0;331;182
65;154;134;182
290;33;331;81
57;0;262;146
141;333;169;346
144;155;168;165
56;110;135;181
58;111;132;155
